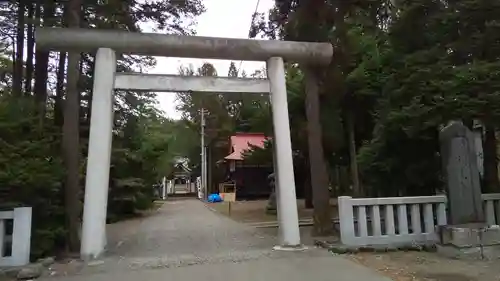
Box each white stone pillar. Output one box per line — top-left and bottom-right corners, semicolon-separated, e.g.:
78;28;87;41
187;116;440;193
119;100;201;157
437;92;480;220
11;207;32;266
271;139;284;242
188;179;194;193
267;57;301;247
197;177;202;199
162;177;166;200
81;48;116;259
338;196;355;245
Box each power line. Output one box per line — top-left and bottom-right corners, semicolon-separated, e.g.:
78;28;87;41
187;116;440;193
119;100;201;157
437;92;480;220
236;0;261;76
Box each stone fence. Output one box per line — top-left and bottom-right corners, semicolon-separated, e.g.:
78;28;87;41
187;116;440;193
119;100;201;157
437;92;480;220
338;194;500;247
0;207;32;267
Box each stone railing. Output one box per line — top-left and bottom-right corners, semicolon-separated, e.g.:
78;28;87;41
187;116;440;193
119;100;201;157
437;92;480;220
338;196;447;247
0;207;32;267
482;193;500;226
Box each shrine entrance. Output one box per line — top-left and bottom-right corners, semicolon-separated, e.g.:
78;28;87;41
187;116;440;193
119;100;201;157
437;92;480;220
36;27;333;259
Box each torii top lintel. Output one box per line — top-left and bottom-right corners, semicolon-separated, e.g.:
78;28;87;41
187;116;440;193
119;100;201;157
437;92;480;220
35;28;333;65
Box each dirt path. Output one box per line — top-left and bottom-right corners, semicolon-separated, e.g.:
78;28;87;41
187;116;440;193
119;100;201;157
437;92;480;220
45;199;500;281
106;198;277;259
347;251;500;281
208;199;337;223
42;198;399;281
48;198;279;277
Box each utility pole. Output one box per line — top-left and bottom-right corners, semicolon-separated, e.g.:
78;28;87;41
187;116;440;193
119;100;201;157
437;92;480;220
201;108;207;198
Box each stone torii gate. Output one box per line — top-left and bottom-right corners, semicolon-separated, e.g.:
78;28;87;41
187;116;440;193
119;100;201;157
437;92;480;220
36;27;333;259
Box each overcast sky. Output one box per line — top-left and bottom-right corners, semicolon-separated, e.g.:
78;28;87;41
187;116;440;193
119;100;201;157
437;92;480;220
148;0;275;119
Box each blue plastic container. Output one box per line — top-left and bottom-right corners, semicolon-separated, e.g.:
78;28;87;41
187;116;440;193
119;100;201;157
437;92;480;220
207;193;223;203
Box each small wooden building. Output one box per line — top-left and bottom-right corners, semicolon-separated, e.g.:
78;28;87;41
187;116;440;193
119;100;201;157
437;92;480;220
169;157;195;195
220;133;273;201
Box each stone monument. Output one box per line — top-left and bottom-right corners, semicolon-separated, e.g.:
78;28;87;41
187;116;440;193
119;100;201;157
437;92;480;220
438;121;500;259
266;173;277;215
439;121;484;225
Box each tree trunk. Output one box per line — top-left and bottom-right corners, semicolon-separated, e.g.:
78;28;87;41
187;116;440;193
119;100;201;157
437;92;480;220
304;173;313;209
338;166;350;194
334;165;341;194
346;110;361;196
34;47;49;112
13;0;25;96
34;0;53;119
80;54;95;141
266;137;280;214
62;0;82;253
303;152;313;209
483;123;499;192
304;67;333;236
54;52;67;127
24;2;34;95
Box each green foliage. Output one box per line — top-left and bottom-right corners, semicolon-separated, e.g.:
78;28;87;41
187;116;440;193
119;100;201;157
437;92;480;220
109;104;200;221
250;0;500;197
5;0;500;259
0;0;206;258
0;96;66;258
354;0;500;195
241;140;273;166
175;62;273;169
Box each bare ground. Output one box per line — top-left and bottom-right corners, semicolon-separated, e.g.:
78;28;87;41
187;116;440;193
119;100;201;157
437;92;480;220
207;199;338;223
46;198;500;281
46;198;280;277
208;199;500;281
347;251;500;281
44;198;392;281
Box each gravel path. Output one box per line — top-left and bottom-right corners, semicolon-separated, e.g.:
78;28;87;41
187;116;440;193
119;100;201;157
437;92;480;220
44;198;393;281
107;198;277;259
48;198;281;276
44;198;500;281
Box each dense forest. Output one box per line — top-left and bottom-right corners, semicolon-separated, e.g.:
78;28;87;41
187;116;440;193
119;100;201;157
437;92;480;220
182;0;500;235
0;0;204;258
1;0;500;258
246;0;500;235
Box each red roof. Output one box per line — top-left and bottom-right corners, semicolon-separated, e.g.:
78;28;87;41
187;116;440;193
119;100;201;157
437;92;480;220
224;133;268;161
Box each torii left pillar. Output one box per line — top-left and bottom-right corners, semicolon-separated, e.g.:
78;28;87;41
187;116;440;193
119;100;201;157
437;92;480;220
80;48;116;260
